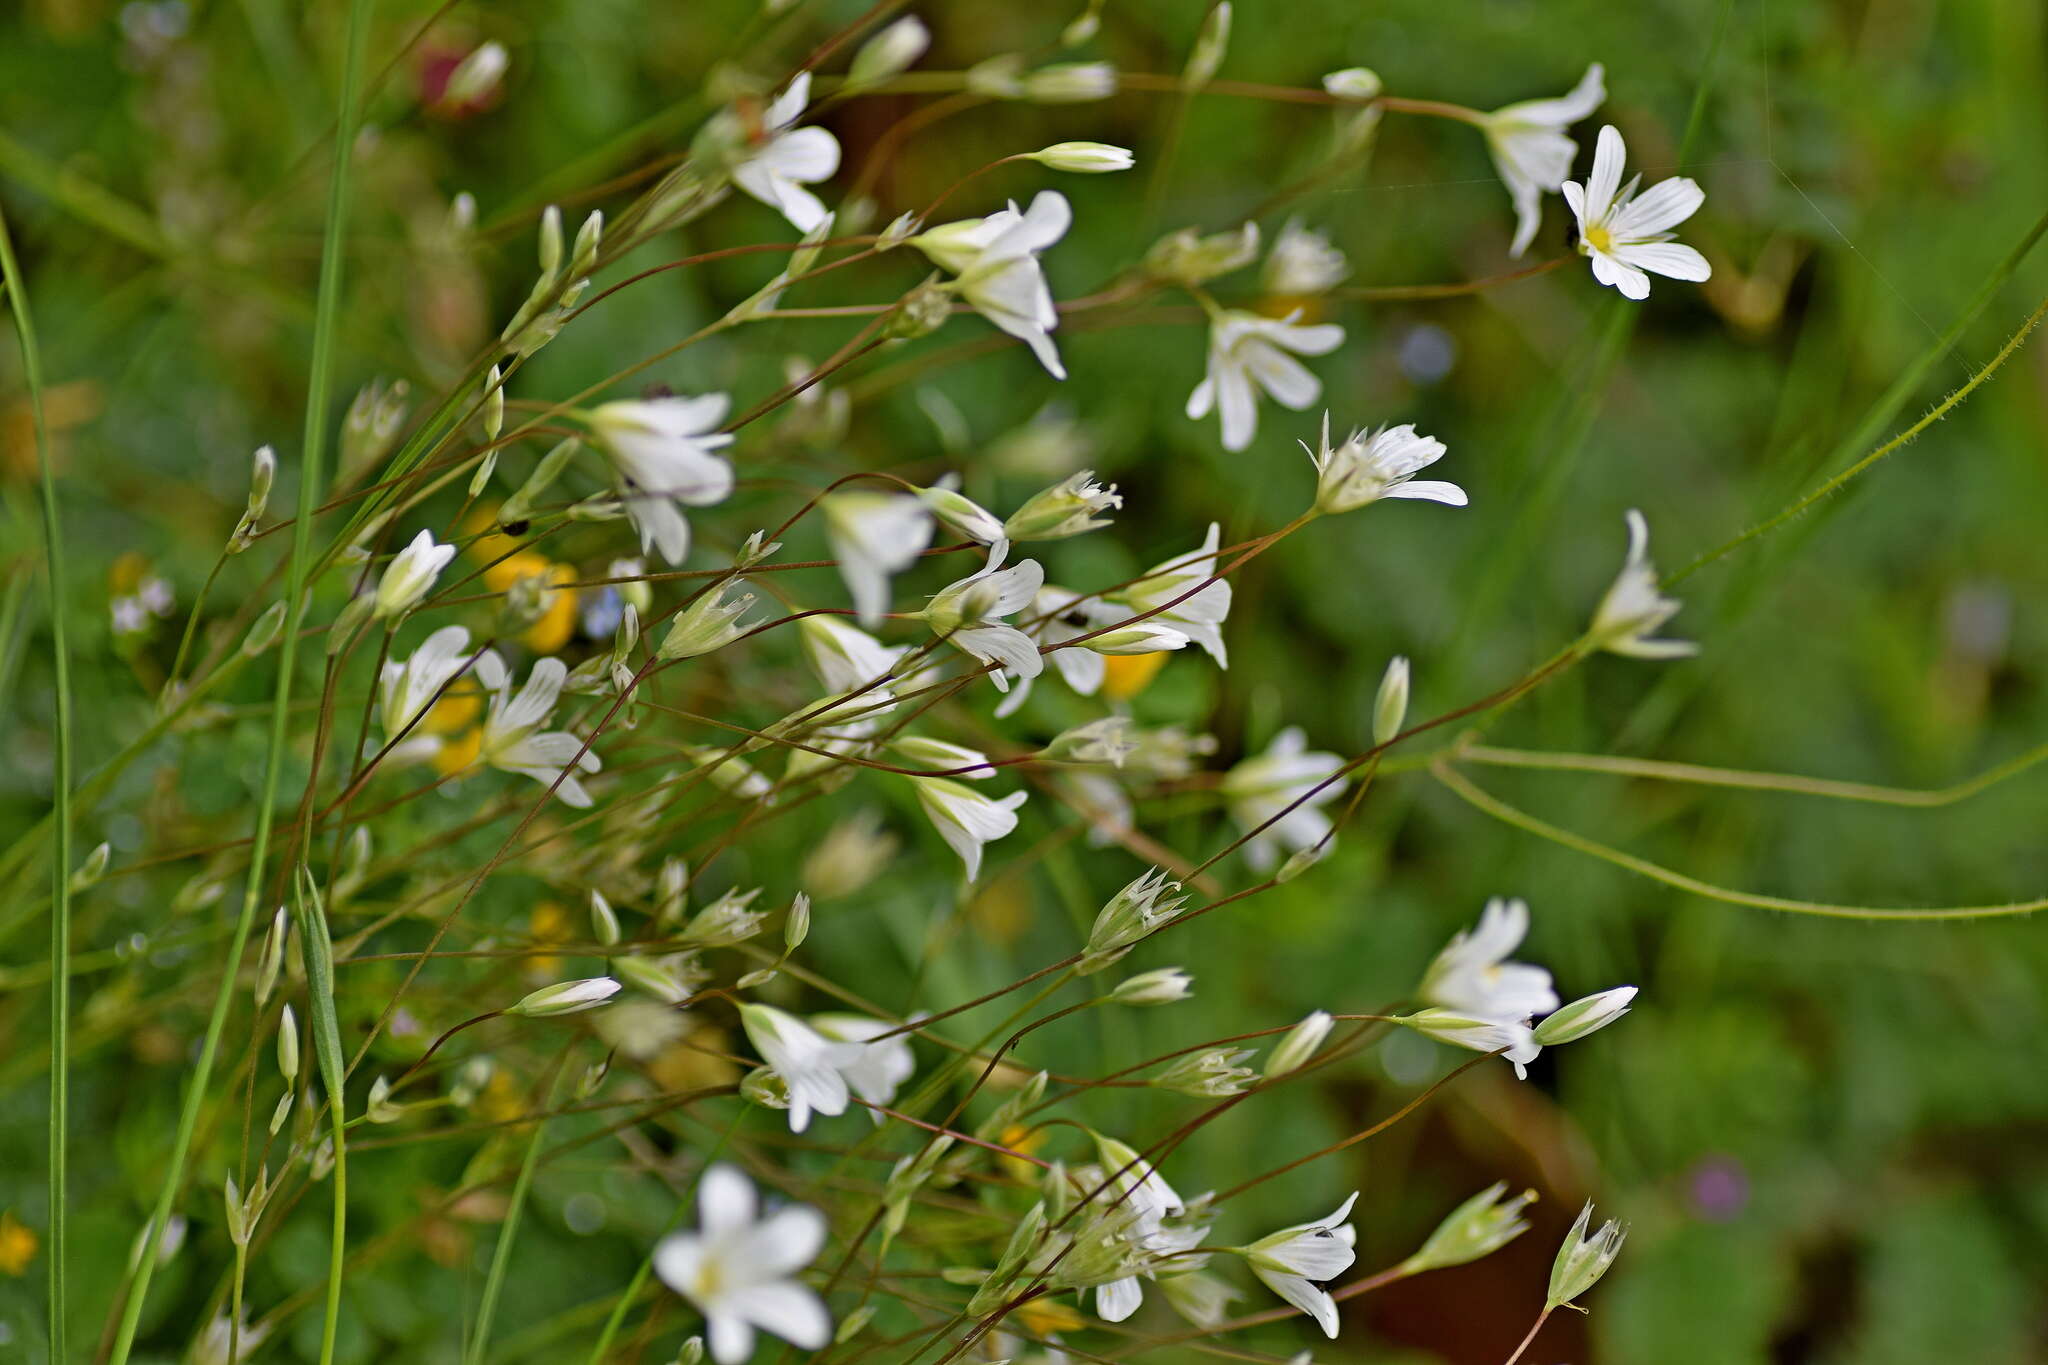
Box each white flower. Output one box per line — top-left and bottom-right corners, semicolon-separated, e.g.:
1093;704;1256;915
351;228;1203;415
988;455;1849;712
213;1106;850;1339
891;735;997;779
1535;985;1638;1045
1562;125;1710;299
821;490;935;626
739;1003;865;1132
374;530;456;618
1088;1135;1197;1322
1111;523;1233;665
1483;63;1605;257
443;41;509;108
1241;1191;1359;1337
653;1164;831;1363
798;615;905;696
377;625;475;741
1222;727;1344;873
809;1013;915;1110
1419;897;1560;1023
908;776;1026;882
1262;219;1349;297
1187;309;1344;452
915;480;1007;544
1303;412;1465;515
1264;1010;1334;1077
1588;509;1695;658
1022;61;1119;102
1396;1008;1541;1078
920;545;1046;687
474;651;602;806
846;15;929;88
911;190;1071;378
727;73;842;232
589;396;737;565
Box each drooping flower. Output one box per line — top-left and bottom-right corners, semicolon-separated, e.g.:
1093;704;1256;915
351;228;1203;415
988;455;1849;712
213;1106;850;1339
1482;63;1606;257
1394;1008;1541;1078
473;651;602;806
920;546;1046;687
798;615;906;696
377;625;478;746
1187;309;1344;452
1085;1136;1206;1323
1109;524;1234;666
1222;727;1345;873
1238;1191;1360;1337
1563;125;1710;300
1303;412;1466;515
653;1164;831;1363
724;73;842;232
587;395;736;565
738;1003;864;1133
808;1013;915;1111
821;490;935;626
1587;509;1696;658
912;191;1072;379
1418;897;1560;1024
908;776;1027;882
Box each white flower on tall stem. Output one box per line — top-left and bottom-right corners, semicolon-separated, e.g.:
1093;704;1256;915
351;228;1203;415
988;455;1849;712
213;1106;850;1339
798;615;905;696
1088;1135;1199;1323
808;1013;915;1112
911;190;1072;379
1109;524;1233;665
473;651;602;806
1482;63;1606;257
908;776;1026;882
373;530;456;619
725;73;842;232
653;1164;831;1363
1563;125;1711;300
1303;412;1465;515
1418;897;1560;1024
587;395;736;565
920;546;1046;688
1222;727;1344;873
1588;509;1696;658
738;1003;865;1133
377;625;476;742
820;490;935;626
1396;1008;1542;1078
1186;309;1344;452
1238;1191;1360;1337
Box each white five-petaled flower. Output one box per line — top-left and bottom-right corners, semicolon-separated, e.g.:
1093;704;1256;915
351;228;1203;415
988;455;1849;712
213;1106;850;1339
920;545;1046;688
808;1013;915;1113
588;395;736;565
1482;63;1606;258
1089;1135;1199;1323
1563;125;1711;300
738;1003;864;1133
1419;897;1560;1024
1240;1191;1360;1338
1304;412;1466;515
1588;509;1696;658
820;490;935;627
653;1164;831;1363
908;776;1027;882
373;530;456;619
1187;309;1345;452
726;73;842;232
911;190;1072;379
1110;523;1234;666
1222;727;1345;873
473;651;602;806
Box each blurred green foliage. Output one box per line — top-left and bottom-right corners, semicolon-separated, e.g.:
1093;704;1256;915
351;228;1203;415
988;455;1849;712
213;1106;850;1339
3;1;2046;1362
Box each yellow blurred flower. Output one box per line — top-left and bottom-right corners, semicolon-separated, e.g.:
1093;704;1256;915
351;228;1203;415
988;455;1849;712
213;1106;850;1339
526;899;573;976
1013;1294;1084;1335
0;1210;37;1276
467;505;580;654
1101;650;1169;701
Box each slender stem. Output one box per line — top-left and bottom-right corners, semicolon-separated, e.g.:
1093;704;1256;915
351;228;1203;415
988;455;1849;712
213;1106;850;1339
103;2;375;1361
1502;1306;1553;1365
466;1057;566;1365
1;187;73;1365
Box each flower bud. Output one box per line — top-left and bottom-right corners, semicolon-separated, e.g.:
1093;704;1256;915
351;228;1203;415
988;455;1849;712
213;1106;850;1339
570;210;603;279
536;204;564;282
1111;966;1194;1006
1534;986;1637;1046
1002;470;1121;541
1039;716;1135;767
1401;1182;1535;1275
1373;655;1410;745
507;976;621;1017
373;530;456;620
444;41;508;108
1145;222;1260;285
740;1065;790;1112
846;15;929;87
1275;840;1330;883
658;580;757;660
589;889;620;946
1152;1047;1256;1096
1184;3;1231;87
783;892;811;951
365;1076;406;1124
69;841;111;893
615;954;690;1005
656;857;689;924
482;365;505;443
915;481;1005;544
884;279;955;339
1021;62;1118;103
1027;142;1135;173
1263;1010;1332;1077
1080;868;1188;974
241;600;287;657
277;1004;300;1083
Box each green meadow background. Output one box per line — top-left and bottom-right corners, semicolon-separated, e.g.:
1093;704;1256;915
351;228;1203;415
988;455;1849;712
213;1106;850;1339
2;1;2045;1362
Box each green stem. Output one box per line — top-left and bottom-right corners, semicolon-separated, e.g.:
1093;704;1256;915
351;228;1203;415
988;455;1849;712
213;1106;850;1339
1;181;74;1365
102;1;375;1360
467;1059;565;1365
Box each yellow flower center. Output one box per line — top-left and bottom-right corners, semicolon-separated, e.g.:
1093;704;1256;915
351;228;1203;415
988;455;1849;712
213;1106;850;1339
1583;224;1614;254
431;727;483;777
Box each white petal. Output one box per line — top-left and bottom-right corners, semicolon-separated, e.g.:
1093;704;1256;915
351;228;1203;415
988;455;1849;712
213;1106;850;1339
734;1205;827;1277
1097;1276;1144;1322
1584;125;1626;221
729;1280;832;1349
1383;479;1468;505
698;1164;757;1236
1589;250;1650;300
1612;176;1703;238
706;1311;755;1365
1215;364;1258;452
1614;240;1711;282
761;126;842;184
1242;342;1322;410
